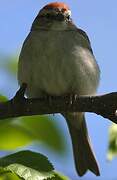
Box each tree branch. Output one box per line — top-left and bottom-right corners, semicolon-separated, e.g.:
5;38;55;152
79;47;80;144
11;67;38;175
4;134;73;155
0;84;117;123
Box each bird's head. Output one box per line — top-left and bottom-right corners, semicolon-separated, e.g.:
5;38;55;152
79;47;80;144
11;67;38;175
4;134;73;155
39;2;71;21
31;2;74;30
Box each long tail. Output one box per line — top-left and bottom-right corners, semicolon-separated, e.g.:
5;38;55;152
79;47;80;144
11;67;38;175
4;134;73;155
62;112;100;176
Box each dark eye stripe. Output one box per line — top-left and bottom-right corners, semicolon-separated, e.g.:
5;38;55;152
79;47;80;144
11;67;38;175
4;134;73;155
39;12;70;21
46;13;65;21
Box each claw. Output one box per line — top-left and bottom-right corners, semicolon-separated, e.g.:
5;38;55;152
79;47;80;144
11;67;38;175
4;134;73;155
14;83;27;101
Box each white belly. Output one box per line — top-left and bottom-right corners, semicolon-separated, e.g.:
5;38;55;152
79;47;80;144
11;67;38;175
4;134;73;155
18;30;100;98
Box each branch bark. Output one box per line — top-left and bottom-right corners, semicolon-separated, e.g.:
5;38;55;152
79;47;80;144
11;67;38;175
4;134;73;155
0;84;117;123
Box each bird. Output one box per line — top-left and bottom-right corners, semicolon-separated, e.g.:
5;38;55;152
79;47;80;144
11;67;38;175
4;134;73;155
18;2;100;176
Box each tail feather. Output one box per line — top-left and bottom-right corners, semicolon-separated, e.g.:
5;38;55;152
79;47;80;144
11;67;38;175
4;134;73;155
63;113;100;176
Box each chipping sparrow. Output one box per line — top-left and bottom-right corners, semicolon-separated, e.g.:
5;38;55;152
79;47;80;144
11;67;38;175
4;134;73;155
18;2;100;176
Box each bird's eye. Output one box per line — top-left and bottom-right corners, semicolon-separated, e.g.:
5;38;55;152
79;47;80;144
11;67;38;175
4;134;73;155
61;8;66;12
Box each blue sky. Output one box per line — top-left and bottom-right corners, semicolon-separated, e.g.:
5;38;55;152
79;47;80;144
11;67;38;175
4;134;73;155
0;0;117;179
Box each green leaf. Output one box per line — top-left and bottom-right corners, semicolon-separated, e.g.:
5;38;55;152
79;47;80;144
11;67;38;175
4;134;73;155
0;168;21;180
0;95;8;102
0;95;12;125
0;115;66;152
6;164;55;180
17;115;66;153
0;123;33;150
0;150;55;180
0;151;69;180
50;172;70;180
0;151;53;172
107;124;117;160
